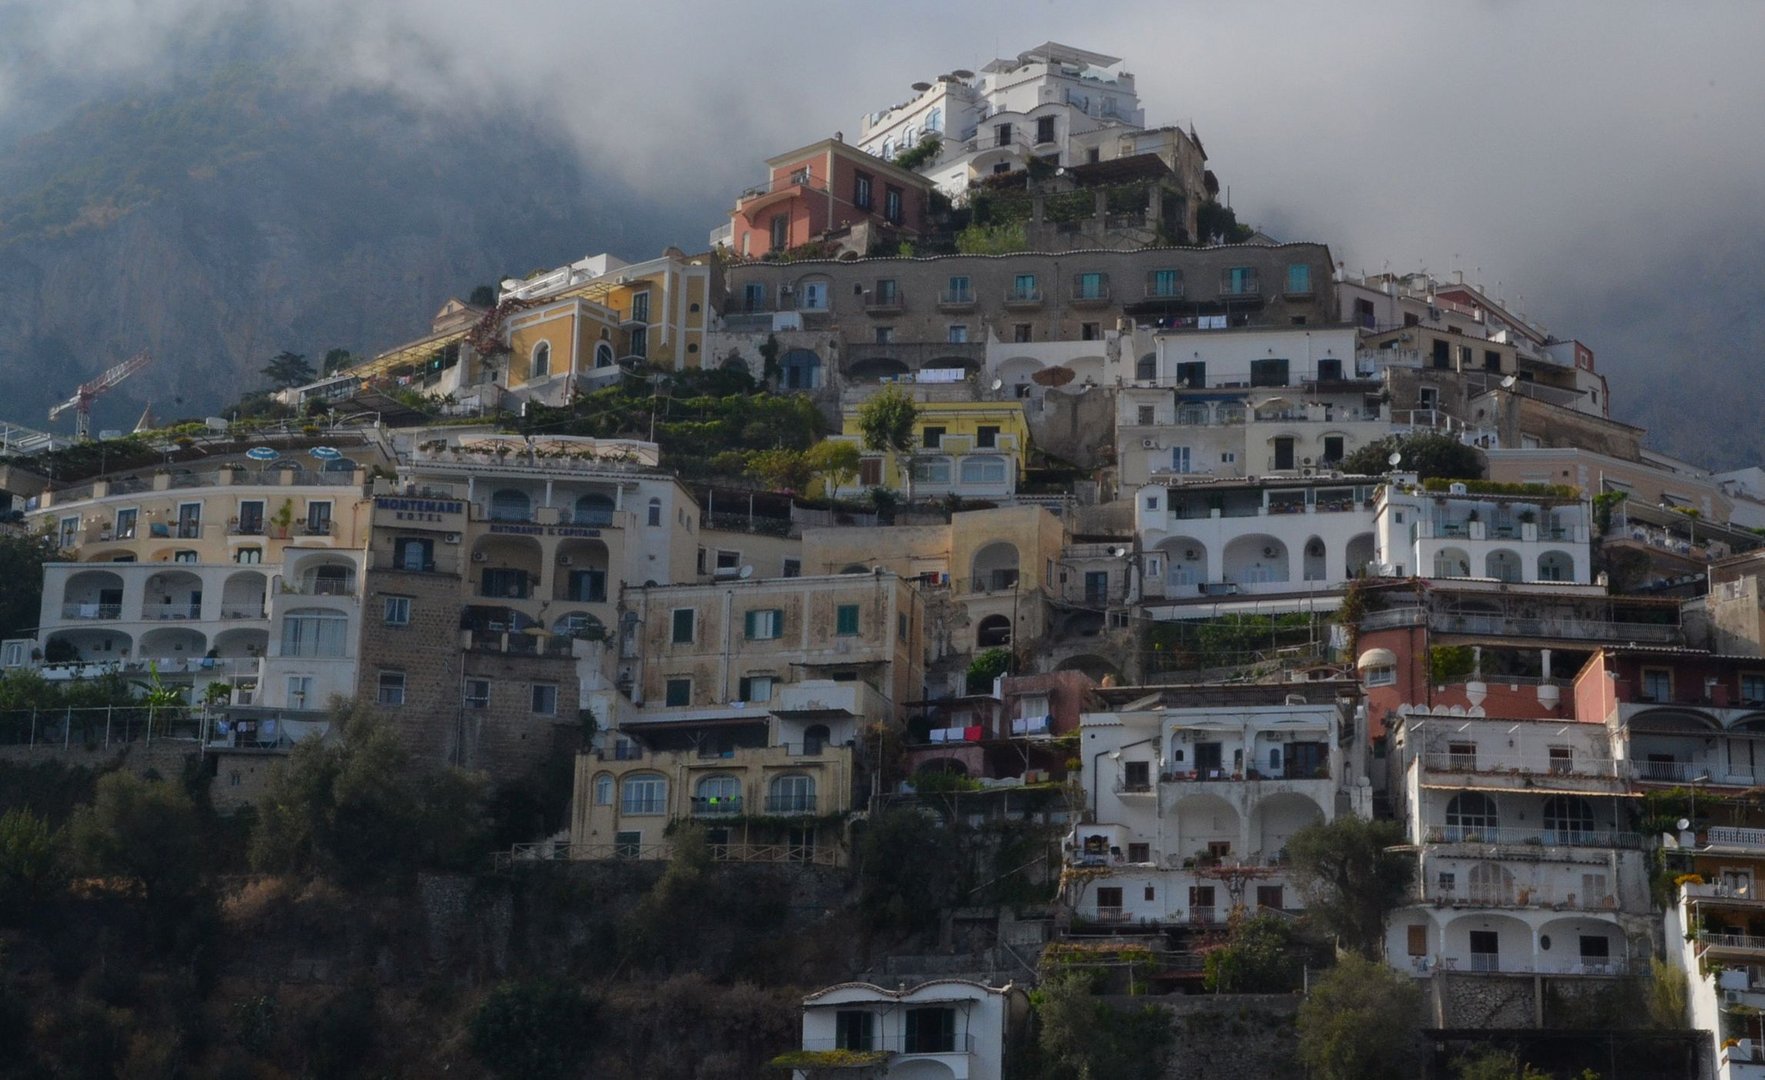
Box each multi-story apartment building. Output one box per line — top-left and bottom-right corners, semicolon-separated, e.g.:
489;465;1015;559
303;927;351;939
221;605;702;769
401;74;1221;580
1374;483;1593;586
728;138;933;260
786;979;1029;1080
905;670;1097;782
719;245;1336;391
828;400;1032;503
1066;683;1365;927
1578;647;1765;793
1667;816;1765;1079
19;450;380;714
1383;709;1648;982
854;40;1208;243
1133;475;1381;615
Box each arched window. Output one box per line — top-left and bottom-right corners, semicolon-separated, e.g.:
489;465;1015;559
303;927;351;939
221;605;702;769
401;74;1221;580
594;341;615;369
620;774;667;815
781;349;821;390
695;775;742;815
592;773;613;805
880;139;894;160
574;493;615;527
1445;793;1499;840
312;564;354;595
489;489;531;522
647;498;662;527
1543;796;1595;842
767;774;816;814
531;340;551;379
977;614;1013;648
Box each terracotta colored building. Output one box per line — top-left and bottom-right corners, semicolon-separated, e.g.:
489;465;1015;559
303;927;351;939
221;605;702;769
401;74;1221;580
730;138;933;259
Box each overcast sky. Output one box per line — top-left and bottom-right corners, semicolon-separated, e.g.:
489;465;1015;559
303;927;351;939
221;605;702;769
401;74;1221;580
6;0;1765;459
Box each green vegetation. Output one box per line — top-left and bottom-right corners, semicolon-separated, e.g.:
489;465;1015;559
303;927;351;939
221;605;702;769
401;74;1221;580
891;134;942;171
469;980;596;1080
1296;954;1424;1079
955;220;1029;254
1203;911;1304;992
0;807;58;922
1145;612;1324;675
1342;432;1485;482
857;807;965;933
1285;817;1415;958
1030;972;1173;1080
65;770;204;903
856;384;920;453
1430;644;1478;684
260;350;317;389
0;533;56;638
1195;199;1254;244
1422;477;1580;499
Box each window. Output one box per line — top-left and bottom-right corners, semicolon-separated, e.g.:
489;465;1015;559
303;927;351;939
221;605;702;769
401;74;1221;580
1149;268;1181;297
1431;339;1452;368
1222;267;1258;295
1011;273;1038;300
1549;746;1574;773
621;775;667;815
1743;674;1765;704
946;324;968;344
1543;796;1594;841
395;537;434;572
1075;271;1105;299
566;569;606;602
629;325;647;358
630;291;650;323
898;612;909;642
1097;885;1124;912
835;1011;876;1052
531;683;558;715
383;596;411;626
1081;322;1100;340
1256;885;1285;911
769;213;789;252
1469;930;1500;971
1640;668;1671;701
874;326;894;345
1364;664;1396;687
234;500;264;535
904;1007;956;1055
595;341;615;368
1250;358;1289;387
489;488;530;522
377;670;406;706
912;458;952;484
1169;447;1192;474
836;604;861;636
738;675;774;703
647;498;662;527
960;456;1007;484
859;458;882;486
1036;115;1056;143
1445;792;1498;840
1013;323;1032;343
114;508;138;539
1123;760;1151;791
946;275;972;302
922;426;945;449
665;678;691;707
592;773;613;805
1175;361;1205;389
1137;405;1156;425
742;282;765;312
768;774;816;813
530;340;551;378
853;171;873;210
994;121;1013;146
481;568;530;599
874;278;899;305
883;185;903;224
671;608;695;644
1285;263;1313;295
281;609;348;657
286;675;313;709
783;558;802;578
799;281;827;310
976;425;999;449
464;679;490;709
1407;925;1428;957
1322;435;1344;464
1127;842;1150;864
235;547;262;564
614;831;642;858
744;609;783;640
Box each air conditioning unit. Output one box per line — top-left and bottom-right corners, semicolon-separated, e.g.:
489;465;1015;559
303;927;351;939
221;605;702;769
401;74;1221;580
444;533;461;545
1263;546;1278;558
1142;438;1160;449
1725;989;1743;1005
780;284;794;294
471;552;487;562
557;555;572;566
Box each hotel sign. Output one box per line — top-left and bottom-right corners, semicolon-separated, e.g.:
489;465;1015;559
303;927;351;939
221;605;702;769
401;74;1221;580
375;496;465;523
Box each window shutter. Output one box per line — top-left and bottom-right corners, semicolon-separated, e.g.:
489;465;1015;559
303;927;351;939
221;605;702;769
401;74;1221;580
744;611;757;638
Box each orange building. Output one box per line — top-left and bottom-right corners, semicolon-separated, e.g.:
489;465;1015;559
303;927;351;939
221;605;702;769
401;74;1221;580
730;138;933;259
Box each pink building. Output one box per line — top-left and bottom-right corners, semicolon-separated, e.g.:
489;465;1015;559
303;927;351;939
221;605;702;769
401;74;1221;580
730;137;933;259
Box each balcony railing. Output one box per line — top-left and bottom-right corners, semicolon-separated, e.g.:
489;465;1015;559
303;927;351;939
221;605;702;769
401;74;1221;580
764;794;818;814
1629;760;1714;783
1070;283;1112;306
938;287;977;309
1700;932;1765;954
142;603;202;620
865;290;905;314
1144;281;1186;299
1421;752;1621;779
220;606;267;620
793;1034;976;1056
1425;825;1642;848
1219;278;1261;297
1708;826;1765;850
1003;287;1044;308
60;603;122;620
689;795;743;816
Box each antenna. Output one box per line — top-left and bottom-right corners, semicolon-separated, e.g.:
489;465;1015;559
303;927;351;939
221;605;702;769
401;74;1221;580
738;565;754;580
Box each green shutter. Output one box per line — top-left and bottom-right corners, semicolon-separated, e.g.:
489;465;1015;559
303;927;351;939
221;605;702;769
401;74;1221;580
837;605;860;636
744;610;757;639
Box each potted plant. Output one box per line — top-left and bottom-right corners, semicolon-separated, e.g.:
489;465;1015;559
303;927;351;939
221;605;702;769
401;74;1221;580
270;499;295;538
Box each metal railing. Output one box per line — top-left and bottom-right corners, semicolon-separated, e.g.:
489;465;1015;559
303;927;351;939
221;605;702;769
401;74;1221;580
60;602;122;620
794;1034;975;1055
1700;932;1765;954
689;796;744;815
1629;760;1716;783
1003;287;1044;305
1421;752;1621;778
0;704;223;749
938;287;977;306
764;795;818;814
495;840;840;868
1708;826;1765;850
1425;825;1642;848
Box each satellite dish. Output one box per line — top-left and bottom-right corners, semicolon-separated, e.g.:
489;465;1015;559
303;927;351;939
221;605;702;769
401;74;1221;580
990;378;1003;392
1678;818;1691;831
738;565;754;580
1109;546;1128;558
1387;451;1403;467
1501;375;1518;389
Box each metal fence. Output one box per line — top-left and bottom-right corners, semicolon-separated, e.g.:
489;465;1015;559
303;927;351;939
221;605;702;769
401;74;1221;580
0;704;211;748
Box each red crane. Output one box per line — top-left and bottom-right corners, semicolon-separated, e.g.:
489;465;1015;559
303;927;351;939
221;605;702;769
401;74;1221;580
48;351;153;440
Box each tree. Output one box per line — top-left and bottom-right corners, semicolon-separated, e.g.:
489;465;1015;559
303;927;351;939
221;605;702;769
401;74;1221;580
1341;432;1484;483
65;771;203;902
745;447;813;492
857;807;965;933
856;385;919;454
1296;955;1424;1080
0;807;59;921
1454;1048;1555;1080
321;348;355;375
1202;911;1302;992
804;440;861;493
469;980;596;1080
468;284;499;308
1196;200;1254;244
250;704;488;886
0;533;54;637
1033;973;1173;1080
260;350;316;389
1284;816;1415;957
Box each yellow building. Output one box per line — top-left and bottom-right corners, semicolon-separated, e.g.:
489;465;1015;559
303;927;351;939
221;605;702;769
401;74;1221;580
831;400;1033;501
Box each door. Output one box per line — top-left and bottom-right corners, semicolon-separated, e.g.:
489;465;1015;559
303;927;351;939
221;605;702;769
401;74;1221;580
1188;885;1216;924
237;500;265;534
1084;571;1109;605
1469;930;1500;971
1273;437;1295;471
307;502;332;536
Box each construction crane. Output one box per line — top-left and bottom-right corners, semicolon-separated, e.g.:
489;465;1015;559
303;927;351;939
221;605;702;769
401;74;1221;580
48;351;153;440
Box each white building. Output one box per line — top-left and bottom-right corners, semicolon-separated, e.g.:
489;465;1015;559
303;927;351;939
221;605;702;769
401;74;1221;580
1375;484;1592;585
790;979;1027;1080
1134;476;1380;615
1067;685;1368;926
1383;709;1650;980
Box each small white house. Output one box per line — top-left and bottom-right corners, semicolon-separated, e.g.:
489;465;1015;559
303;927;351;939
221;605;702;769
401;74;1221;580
789;979;1027;1080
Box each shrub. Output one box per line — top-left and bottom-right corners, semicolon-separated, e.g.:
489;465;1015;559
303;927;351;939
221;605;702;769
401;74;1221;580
469;980;595;1080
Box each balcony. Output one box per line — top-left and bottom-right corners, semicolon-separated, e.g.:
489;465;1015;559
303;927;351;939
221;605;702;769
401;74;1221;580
1629;759;1718;784
1699;932;1765;957
1425;610;1678;644
1112;778;1155;796
1003;286;1044;310
773;680;885;722
1419;751;1625;793
220;605;267;620
865;290;905;316
764;794;818;815
937;287;977;312
689;795;743;816
60;603;122;620
1144;281;1186;300
1069;282;1112;308
1423;825;1642;849
142;603;203;620
1219;278;1261;298
794;1034;975;1056
1707;826;1765;852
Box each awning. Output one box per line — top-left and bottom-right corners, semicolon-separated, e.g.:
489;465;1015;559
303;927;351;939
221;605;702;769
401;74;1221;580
1358;648;1397;669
